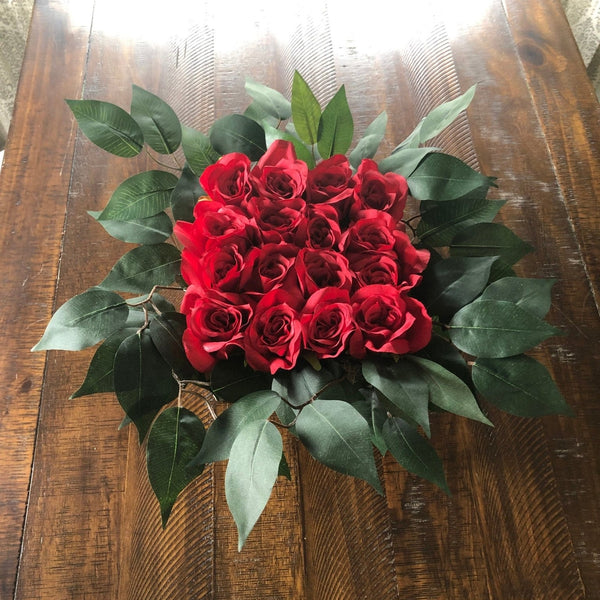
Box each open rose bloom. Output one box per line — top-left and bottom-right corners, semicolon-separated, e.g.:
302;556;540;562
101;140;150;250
175;140;432;375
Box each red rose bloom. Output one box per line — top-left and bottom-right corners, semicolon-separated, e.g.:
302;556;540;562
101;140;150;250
241;243;299;296
200;153;253;209
251;140;308;200
301;288;354;359
350;253;400;289
181;286;253;373
340;209;397;258
296;205;341;250
306;154;354;216
295;248;354;296
244;289;303;374
393;229;430;289
351;159;408;222
247;196;306;244
348;284;432;358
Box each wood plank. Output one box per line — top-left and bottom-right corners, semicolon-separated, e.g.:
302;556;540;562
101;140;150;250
0;1;95;597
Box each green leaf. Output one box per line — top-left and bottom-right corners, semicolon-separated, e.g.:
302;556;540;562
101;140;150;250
88;210;172;245
362;359;431;437
225;419;282;550
317;85;354;159
192;390;281;464
417;336;474;392
147;406;206;526
32;288;128;351
417;198;505;247
262;124;315;168
291;71;321;146
417;256;498;322
245;77;292;121
66;99;143;157
378;147;439;177
449;299;561;358
210;355;273;402
278;451;292;480
98;170;179;221
408;153;494;201
473;355;573;417
396;84;476;149
408;356;493;426
244;101;281;129
114;330;179;441
70;326;139;398
171;164;203;223
149;312;197;380
449;223;533;267
349;111;388;170
209;114;266;161
352;389;388;454
181;126;220;177
99;243;181;294
131;85;182;154
479;277;556;319
382;418;449;493
295;399;382;493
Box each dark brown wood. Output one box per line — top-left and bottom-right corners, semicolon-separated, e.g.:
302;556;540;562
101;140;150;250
1;0;599;598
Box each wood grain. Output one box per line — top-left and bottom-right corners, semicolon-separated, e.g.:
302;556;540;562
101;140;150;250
1;0;599;598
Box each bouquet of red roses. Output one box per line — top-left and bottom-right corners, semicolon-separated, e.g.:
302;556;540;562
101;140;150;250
33;72;571;549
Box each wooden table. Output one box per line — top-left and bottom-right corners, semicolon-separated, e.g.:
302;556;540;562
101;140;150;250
1;0;599;598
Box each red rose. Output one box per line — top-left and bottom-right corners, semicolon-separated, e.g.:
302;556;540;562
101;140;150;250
295;248;354;296
200;153;253;209
296;205;341;250
348;284;432;358
180;286;253;373
350;253;400;289
306;154;354;217
244;289;303;374
393;230;430;289
340;209;397;258
247;196;306;244
251;140;308;200
301;288;354;359
240;242;299;296
182;235;251;292
351;159;408;221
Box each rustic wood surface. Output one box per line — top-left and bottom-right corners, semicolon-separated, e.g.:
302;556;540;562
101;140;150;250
0;0;598;598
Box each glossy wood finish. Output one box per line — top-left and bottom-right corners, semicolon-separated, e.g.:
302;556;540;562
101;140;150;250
1;0;598;598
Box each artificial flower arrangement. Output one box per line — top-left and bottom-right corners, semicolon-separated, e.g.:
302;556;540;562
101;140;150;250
33;72;571;549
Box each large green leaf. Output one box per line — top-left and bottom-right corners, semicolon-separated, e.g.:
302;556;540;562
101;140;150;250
114;330;179;441
131;85;182;154
181;126;220;177
382;418;449;493
473;355;573;417
478;277;556;319
408;356;493;426
210;355;273;402
408;153;494;201
295;399;382;493
225;419;282;550
32;288;128;351
209;114;266;161
362;359;431;437
351;389;388;454
66;99;143;157
245;77;292;121
449;223;533;266
417;336;474;392
417;256;498;322
449;299;561;358
147;406;206;526
349;111;388;170
378;147;438;178
88;210;172;245
191;390;281;464
317;85;354;159
149;312;196;380
98;170;179;221
70;326;139;398
396;84;476;149
99;243;181;294
291;71;321;146
417;198;505;247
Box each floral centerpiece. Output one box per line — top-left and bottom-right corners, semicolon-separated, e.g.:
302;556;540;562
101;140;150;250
33;72;571;549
